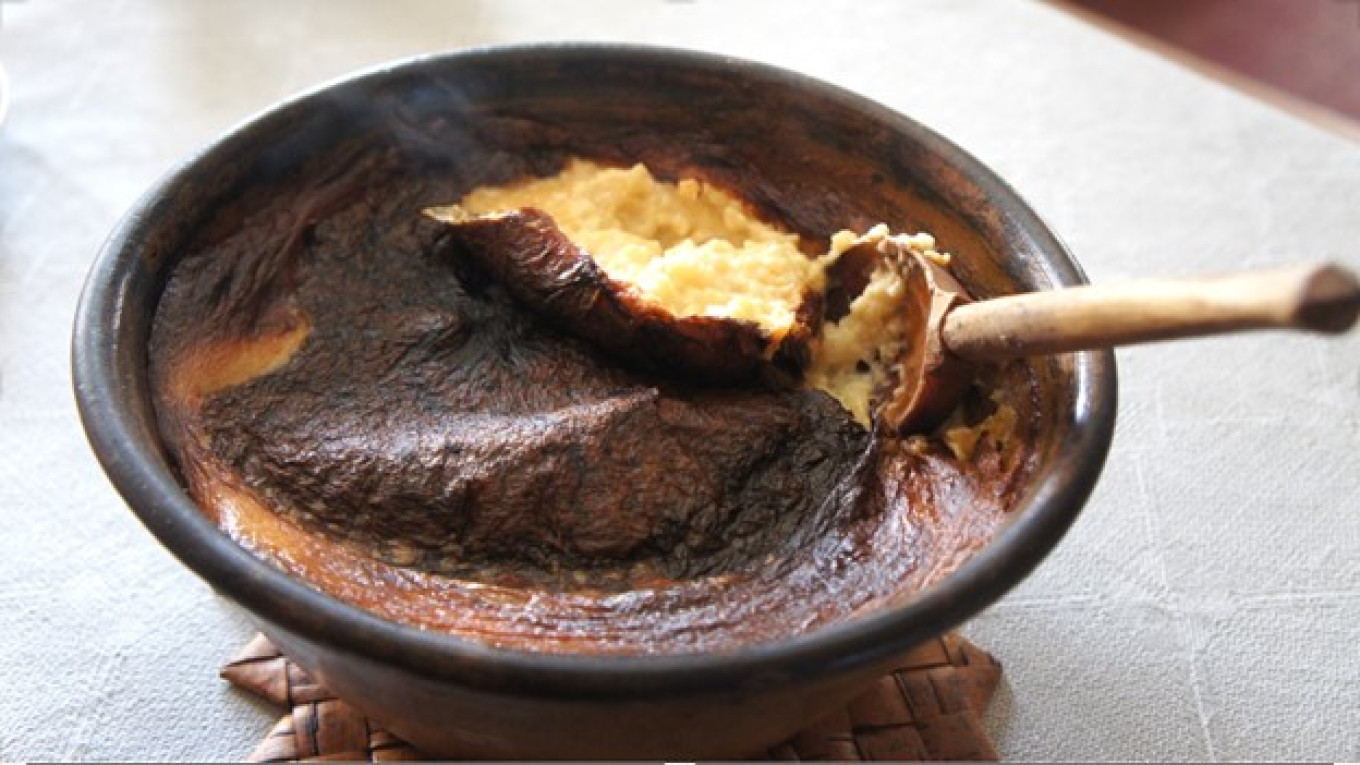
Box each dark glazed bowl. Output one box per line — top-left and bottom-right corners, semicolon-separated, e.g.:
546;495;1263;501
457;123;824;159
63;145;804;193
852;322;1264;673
72;44;1115;759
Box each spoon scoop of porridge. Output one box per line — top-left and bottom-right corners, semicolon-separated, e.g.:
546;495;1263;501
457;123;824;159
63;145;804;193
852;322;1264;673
877;240;1360;433
429;159;1360;436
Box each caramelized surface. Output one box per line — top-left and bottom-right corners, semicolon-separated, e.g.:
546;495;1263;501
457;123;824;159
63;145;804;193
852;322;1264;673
150;157;1040;654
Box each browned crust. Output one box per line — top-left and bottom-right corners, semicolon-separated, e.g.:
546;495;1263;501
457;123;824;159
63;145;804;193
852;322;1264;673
145;149;1046;654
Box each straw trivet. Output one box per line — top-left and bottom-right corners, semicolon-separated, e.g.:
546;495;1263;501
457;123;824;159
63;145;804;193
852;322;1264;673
224;632;1001;762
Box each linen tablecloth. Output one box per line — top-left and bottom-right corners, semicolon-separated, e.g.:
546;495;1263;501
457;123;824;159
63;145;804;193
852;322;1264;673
1;1;1356;760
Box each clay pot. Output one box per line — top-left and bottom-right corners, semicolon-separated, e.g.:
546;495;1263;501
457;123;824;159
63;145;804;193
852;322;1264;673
72;44;1115;759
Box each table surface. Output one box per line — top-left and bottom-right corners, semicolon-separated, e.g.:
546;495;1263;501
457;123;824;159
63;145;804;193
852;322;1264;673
2;1;1357;761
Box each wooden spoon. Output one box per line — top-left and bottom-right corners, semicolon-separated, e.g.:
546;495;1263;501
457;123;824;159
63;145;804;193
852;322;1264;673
879;245;1360;434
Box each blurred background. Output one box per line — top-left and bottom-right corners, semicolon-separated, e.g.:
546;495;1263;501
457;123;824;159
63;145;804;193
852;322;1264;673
1059;0;1360;139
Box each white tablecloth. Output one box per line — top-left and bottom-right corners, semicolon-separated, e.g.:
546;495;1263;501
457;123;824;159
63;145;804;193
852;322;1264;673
1;1;1356;760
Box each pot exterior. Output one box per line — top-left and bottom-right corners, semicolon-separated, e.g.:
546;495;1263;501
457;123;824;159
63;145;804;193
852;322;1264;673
259;618;887;759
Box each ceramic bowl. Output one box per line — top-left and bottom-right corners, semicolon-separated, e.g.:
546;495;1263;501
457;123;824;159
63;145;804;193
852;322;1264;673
73;43;1115;759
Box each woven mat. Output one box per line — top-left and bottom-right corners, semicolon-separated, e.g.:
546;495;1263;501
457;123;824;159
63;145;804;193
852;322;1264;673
223;632;1001;762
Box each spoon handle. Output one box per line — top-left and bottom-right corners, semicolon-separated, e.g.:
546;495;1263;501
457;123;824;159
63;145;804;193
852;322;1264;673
940;263;1360;362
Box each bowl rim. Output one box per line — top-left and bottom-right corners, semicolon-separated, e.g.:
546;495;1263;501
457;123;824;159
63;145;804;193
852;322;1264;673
72;41;1116;700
